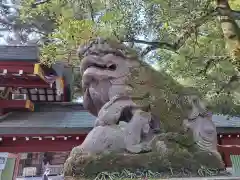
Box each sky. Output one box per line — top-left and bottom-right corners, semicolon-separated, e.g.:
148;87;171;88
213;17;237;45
0;0;15;45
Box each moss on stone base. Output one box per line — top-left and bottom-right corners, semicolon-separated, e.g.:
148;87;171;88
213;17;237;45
64;133;224;179
64;149;224;179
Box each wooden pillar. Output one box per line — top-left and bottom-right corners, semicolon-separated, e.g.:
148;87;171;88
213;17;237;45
11;154;20;180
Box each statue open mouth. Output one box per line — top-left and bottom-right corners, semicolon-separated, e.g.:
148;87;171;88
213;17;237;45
81;58;117;73
86;63;117;71
80;54;121;84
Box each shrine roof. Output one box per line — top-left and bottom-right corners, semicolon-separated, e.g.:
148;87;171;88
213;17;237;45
0;45;39;61
212;114;240;133
2;105;238;135
212;114;240;128
0;102;95;135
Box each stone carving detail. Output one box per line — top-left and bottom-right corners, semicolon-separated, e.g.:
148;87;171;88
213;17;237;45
182;96;222;160
64;38;223;178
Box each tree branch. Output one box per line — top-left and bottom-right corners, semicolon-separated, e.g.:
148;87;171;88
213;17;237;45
218;75;240;92
174;9;217;50
197;56;230;75
0;16;48;37
130;38;177;56
216;0;240;71
216;7;240;20
31;0;50;8
0;17;12;27
88;0;95;22
129;8;217;57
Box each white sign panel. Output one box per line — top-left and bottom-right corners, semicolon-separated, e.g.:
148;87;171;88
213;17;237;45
0;152;8;170
20;153;28;160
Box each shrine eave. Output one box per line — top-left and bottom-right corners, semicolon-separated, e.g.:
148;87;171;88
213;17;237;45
0;127;92;136
0;61;38;75
0;100;34;111
0;134;87;152
216;127;240;134
0;62;64;88
0;78;49;88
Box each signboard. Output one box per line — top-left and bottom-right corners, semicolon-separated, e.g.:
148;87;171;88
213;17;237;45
20;153;28;160
0;153;8;170
23;167;37;176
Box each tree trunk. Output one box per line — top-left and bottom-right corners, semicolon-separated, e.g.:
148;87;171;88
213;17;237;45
217;0;240;71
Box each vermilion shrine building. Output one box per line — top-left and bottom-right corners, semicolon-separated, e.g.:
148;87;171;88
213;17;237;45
0;46;95;178
213;115;240;168
0;45;238;178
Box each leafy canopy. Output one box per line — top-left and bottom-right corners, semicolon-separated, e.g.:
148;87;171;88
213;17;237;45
19;0;240;115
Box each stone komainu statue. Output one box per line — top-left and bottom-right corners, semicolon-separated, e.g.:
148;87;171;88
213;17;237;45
64;37;224;179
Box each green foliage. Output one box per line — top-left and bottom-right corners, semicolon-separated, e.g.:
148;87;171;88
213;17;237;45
156;18;240;115
19;0;240;115
229;0;240;10
20;0;141;64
